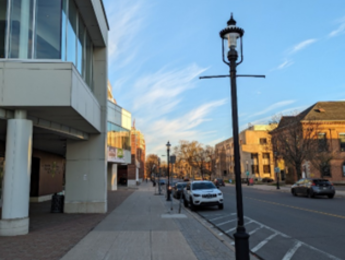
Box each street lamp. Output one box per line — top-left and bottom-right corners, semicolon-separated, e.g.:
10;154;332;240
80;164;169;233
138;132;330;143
246;161;249;186
166;141;172;201
274;152;280;190
220;13;249;259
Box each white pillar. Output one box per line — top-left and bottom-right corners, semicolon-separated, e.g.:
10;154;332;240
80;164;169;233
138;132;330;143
107;163;117;191
0;110;33;236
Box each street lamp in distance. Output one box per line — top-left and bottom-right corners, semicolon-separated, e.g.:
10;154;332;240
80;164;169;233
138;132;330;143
166;141;172;201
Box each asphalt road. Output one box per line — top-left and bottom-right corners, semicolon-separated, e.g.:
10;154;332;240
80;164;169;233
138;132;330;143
193;185;345;260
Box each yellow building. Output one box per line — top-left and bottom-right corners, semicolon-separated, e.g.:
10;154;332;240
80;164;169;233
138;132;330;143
215;124;278;181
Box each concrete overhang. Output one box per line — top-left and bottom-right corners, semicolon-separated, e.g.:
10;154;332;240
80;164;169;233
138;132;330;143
0;61;101;134
75;0;109;47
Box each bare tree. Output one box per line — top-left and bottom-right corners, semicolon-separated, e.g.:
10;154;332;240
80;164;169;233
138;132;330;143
309;140;335;178
145;154;159;178
271;116;322;180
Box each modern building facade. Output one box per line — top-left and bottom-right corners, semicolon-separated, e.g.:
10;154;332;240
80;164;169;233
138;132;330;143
215;124;278;181
0;0;109;236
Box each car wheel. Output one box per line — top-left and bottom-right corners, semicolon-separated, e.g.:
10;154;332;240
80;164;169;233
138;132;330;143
183;196;188;207
327;194;334;199
308;189;315;198
292;189;297;196
190;199;196;211
218;204;224;210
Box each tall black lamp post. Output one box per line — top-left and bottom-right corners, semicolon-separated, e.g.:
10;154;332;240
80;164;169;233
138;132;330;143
166;141;171;201
199;13;264;260
219;14;249;259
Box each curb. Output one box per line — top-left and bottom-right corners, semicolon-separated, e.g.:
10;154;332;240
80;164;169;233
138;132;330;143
184;207;260;260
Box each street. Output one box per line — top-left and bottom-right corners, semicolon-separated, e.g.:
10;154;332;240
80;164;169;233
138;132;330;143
193;185;345;260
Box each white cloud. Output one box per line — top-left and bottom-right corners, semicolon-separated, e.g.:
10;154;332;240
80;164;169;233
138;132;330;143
289;39;318;54
248;100;297;118
276;60;294;70
329;18;345;37
105;0;149;69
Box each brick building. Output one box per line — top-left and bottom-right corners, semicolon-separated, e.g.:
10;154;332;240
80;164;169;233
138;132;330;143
271;101;345;184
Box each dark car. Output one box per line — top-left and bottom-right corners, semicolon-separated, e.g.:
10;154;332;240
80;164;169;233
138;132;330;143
262;177;274;183
158;179;166;186
172;182;188;199
291;178;335;199
213;178;225;188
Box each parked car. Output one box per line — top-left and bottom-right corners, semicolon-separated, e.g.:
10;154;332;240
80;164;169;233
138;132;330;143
213;178;225;188
183;181;224;211
157;179;166;186
172;182;188;199
262;177;274;183
291;178;335;199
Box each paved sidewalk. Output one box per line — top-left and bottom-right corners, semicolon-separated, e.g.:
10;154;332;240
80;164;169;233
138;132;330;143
61;182;250;260
0;189;134;260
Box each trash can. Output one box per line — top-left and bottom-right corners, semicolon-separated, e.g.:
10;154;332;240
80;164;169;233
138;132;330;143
51;193;64;213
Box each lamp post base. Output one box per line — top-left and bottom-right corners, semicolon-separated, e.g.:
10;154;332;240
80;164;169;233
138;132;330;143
234;227;250;260
166;190;172;201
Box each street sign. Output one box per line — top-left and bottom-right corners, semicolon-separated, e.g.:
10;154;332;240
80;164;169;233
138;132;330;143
246;171;249;176
274;167;280;173
170;155;176;164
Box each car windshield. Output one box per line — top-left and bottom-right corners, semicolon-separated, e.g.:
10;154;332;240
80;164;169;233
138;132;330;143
313;179;331;185
176;183;187;189
192;182;216;190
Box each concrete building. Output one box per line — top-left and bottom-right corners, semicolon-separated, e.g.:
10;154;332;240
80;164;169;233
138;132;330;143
215;124;278;181
0;0;111;236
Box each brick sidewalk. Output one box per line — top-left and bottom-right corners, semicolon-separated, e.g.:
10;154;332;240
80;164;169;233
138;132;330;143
0;189;133;260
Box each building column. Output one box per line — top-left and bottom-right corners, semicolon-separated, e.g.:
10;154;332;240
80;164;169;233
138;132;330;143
0;110;33;236
107;163;117;191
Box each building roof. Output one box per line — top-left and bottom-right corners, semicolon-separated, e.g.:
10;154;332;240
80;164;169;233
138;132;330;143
298;101;345;121
272;101;345;133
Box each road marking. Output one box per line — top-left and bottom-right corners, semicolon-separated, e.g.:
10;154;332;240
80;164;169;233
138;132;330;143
248;225;263;235
225;226;237;234
218;232;223;236
217;219;237;226
246;197;345;220
209;215;228;221
251;233;278;252
282;241;302;260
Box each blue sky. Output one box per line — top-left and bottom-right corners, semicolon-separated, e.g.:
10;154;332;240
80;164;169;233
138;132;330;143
103;0;345;157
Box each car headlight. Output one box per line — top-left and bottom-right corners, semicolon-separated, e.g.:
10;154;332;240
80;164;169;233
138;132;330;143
218;193;222;196
193;194;200;197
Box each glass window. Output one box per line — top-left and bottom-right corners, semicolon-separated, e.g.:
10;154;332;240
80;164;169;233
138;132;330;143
339;134;345;152
0;0;7;58
260;138;267;144
263;165;271;173
9;0;34;59
61;0;67;60
192;182;216;190
77;15;85;75
85;32;93;88
66;0;77;64
318;133;327;151
35;0;61;59
107;123;131;151
343;162;345;177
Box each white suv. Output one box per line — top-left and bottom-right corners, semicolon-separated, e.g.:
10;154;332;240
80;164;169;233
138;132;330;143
183;181;224;211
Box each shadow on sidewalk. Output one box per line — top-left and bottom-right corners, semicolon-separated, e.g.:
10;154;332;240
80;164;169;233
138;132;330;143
0;190;133;260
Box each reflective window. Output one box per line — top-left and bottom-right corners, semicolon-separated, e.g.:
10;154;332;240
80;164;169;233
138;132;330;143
9;0;34;59
35;0;61;59
66;0;76;64
61;0;67;60
77;16;85;75
85;32;93;88
107;123;131;151
0;0;7;58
